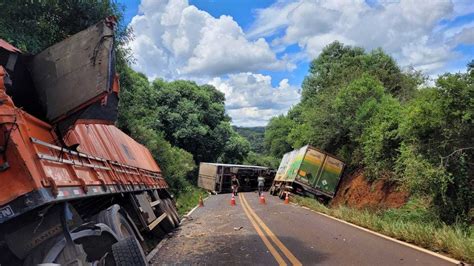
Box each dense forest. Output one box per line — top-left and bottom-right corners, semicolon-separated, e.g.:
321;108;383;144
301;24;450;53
233;126;265;154
1;0;472;226
264;42;473;225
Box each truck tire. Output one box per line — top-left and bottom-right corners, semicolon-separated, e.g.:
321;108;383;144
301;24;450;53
157;201;177;232
278;190;285;200
269;185;276;196
96;205;135;240
164;198;180;224
111;236;147;266
162;199;180;226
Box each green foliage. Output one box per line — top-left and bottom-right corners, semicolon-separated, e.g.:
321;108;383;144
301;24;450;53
301;42;420;102
244;152;280;169
150;80;244;163
233;126;265;153
175;186;207;215
0;0;128;54
265;41;473;224
264;115;294;158
360;96;402;179
219;130;251;164
397;70;474;224
117;66;250;187
116;67;195;194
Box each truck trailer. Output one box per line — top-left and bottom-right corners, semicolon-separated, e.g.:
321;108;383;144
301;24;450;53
0;18;179;265
270;145;345;202
198;163;274;193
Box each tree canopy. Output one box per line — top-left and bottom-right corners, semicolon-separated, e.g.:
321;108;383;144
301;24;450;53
265;41;473;224
0;0;127;54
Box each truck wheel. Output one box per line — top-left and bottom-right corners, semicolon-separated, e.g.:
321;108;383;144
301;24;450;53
111;236;147;266
278;190;285;200
96;205;135;240
162;199;180;226
269;185;276;196
164;198;180;224
156;201;177;233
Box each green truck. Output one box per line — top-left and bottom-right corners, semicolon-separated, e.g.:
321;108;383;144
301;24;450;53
270;145;345;202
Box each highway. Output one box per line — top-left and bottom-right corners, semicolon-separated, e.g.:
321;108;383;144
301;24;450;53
151;192;457;265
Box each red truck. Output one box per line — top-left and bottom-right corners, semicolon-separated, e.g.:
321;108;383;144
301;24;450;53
0;18;179;265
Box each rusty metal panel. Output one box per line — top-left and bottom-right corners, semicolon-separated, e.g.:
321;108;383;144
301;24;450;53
64;123;161;173
30;20;115;122
0;39;21;53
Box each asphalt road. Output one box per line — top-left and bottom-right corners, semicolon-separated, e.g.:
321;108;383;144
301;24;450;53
151;192;457;265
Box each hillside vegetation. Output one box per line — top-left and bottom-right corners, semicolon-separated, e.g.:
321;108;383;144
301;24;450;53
264;42;473;225
233;126;265;153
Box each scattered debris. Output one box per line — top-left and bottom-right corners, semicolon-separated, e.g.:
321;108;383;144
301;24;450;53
234;226;243;231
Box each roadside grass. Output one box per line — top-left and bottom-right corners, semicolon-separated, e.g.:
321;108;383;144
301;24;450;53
291;196;474;263
175;186;207;215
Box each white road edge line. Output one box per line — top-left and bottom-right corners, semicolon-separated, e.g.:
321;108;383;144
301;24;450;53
292;203;462;265
181;194;211;224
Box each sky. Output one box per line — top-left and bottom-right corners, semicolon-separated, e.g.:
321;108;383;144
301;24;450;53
118;0;474;127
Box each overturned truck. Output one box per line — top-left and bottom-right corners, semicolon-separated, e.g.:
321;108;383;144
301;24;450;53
198;163;274;193
270;145;345;203
0;18;179;265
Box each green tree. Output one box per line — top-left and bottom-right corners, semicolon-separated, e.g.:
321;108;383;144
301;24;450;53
0;0;128;54
397;66;473;224
151;80;238;163
244;152;280;169
264;115;294;158
263;41;472;224
233;126;265;153
360;95;402;179
116;67;196;193
219;131;251;164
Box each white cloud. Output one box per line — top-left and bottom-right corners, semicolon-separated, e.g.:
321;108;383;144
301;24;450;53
128;0;289;79
209;72;300;126
453;27;474;44
227;108;285;127
249;0;471;74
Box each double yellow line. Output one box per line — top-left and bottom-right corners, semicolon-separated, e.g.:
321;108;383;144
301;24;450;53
240;194;302;266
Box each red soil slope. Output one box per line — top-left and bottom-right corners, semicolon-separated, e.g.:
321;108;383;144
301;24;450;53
331;169;408;209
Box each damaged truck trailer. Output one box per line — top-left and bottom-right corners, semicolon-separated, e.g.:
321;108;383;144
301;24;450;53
0;18;179;265
270;145;345;203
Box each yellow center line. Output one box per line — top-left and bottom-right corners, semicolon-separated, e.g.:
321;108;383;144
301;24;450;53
239;195;287;266
241;194;303;266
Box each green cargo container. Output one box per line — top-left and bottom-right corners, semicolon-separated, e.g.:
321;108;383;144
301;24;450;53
271;145;345;200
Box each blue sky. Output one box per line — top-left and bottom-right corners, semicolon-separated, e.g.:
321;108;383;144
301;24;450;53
118;0;474;126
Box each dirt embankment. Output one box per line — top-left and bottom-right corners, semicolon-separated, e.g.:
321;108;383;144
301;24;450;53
331;169;408;209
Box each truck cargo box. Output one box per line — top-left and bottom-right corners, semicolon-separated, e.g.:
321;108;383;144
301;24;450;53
198;163;272;193
64;123;161;173
273;145;345;198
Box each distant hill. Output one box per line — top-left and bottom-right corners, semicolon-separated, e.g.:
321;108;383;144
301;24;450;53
233;126;265;153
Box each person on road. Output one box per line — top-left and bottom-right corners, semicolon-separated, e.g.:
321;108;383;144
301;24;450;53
231;174;240;196
257;175;265;196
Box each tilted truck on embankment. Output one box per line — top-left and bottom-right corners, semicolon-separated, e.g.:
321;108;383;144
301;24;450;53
270;145;345;203
0;18;179;265
198;163;274;193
